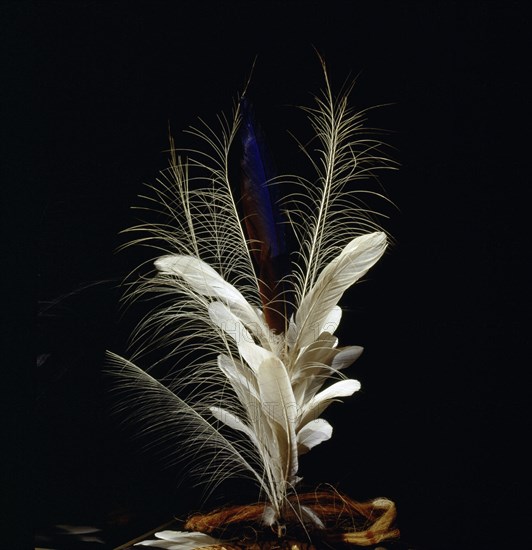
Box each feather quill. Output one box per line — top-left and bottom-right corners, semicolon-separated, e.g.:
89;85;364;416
109;59;395;544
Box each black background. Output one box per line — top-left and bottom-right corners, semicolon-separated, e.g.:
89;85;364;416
3;1;529;549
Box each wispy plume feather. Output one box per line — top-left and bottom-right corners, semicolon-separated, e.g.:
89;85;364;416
109;58;398;547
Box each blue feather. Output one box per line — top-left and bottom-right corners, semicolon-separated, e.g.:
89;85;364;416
239;98;291;332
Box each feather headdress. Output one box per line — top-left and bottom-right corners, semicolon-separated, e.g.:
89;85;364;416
109;59;399;548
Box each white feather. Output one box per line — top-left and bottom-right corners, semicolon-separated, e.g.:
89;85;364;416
135;530;222;549
216;353;260;401
294;232;387;350
292;332;338;375
155;254;241;299
299;379;361;429
237;339;276;375
208;301;253;344
290;336;337;407
210;406;260;447
257;358;297;426
155;254;267;338
296;418;333;454
257;357;299;481
331;345;364;370
301;505;326;529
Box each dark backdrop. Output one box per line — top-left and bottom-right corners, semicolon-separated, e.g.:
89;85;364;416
4;2;528;549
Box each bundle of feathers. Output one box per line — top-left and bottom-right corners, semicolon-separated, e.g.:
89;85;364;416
109;59;399;549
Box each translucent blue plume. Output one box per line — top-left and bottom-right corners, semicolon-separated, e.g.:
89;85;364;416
239;97;291;333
